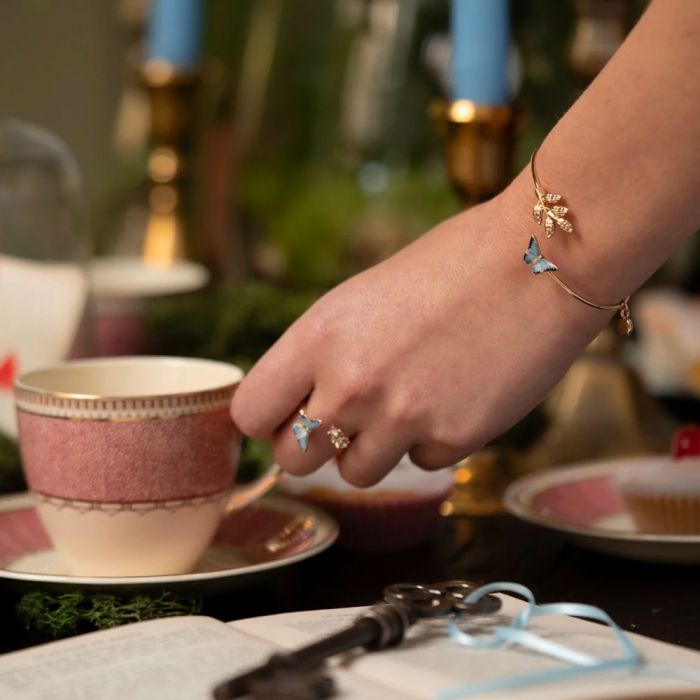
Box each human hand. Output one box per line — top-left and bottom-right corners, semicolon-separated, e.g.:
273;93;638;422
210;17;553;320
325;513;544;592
231;184;611;486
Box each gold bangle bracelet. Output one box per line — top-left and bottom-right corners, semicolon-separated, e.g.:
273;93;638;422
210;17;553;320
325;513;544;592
523;235;634;336
526;148;633;336
548;271;633;335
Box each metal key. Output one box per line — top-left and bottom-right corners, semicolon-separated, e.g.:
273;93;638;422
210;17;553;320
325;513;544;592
212;580;501;700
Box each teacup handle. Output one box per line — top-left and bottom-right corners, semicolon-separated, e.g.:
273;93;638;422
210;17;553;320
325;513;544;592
225;463;281;513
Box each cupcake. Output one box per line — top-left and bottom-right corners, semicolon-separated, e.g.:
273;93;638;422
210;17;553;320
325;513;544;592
614;425;700;534
279;455;454;552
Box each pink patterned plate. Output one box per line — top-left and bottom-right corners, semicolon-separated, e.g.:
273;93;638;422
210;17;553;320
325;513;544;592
505;457;700;564
0;492;338;590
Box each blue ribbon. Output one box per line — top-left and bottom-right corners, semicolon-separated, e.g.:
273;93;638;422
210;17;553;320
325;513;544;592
436;581;700;699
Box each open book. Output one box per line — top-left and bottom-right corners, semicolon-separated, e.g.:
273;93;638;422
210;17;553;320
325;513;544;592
2;595;700;700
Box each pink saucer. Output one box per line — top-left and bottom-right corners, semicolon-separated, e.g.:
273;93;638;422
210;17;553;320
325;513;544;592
0;492;338;588
505;457;700;564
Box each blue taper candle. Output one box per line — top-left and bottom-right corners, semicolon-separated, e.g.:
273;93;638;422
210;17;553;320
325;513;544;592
147;0;203;70
451;0;510;105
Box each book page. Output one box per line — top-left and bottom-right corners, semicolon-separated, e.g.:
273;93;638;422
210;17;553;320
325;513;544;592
231;598;700;700
4;602;700;700
0;615;406;700
0;616;270;700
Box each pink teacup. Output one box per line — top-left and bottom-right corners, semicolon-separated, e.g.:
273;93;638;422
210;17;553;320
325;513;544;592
14;356;278;576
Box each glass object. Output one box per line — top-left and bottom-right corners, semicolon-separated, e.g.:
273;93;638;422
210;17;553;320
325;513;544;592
0;120;89;437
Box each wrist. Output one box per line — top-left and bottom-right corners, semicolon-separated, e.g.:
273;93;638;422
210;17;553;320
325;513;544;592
501;160;634;303
486;172;617;340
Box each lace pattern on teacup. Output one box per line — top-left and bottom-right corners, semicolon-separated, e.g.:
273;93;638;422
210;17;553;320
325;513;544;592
34;491;230;516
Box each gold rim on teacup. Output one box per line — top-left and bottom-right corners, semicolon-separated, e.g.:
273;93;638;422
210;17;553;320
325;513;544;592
15;356;243;421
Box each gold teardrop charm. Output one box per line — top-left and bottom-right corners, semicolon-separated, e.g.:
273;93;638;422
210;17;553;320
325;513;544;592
618;316;634;336
617;298;633;336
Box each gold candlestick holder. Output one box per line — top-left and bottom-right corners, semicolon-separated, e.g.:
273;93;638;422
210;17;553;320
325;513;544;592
524;329;674;470
141;60;200;265
432;98;518;516
430;99;515;205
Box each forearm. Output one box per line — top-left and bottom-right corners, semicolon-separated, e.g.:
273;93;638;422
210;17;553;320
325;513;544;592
498;0;700;304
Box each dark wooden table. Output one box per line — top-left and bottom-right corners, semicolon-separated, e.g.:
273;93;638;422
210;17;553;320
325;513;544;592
2;512;699;655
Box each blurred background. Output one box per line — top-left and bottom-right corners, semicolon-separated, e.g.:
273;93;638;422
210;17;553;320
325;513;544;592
0;0;698;500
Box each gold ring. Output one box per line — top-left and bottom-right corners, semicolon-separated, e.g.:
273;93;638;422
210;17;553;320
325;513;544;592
327;425;351;450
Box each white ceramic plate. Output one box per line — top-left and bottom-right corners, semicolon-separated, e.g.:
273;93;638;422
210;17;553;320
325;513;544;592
0;492;338;591
88;257;209;299
504;456;700;564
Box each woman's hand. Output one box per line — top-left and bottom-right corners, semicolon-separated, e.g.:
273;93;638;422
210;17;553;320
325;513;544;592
231;184;610;487
231;0;700;487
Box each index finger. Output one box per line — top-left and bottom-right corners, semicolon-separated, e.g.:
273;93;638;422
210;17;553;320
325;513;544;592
231;330;314;439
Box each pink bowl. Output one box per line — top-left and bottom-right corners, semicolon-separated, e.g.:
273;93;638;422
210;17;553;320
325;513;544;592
280;456;454;552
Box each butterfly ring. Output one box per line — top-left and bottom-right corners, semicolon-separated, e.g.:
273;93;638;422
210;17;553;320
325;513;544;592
292;409;323;452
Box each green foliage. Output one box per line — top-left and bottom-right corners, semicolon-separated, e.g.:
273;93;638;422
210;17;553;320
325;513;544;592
272;173;363;287
0;431;24;494
369;167;459;233
17;590;201;638
238;437;274;484
144;281;317;366
238;163;458;287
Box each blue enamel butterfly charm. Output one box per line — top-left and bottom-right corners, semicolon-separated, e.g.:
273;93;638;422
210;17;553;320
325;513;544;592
292;410;322;452
523;236;558;274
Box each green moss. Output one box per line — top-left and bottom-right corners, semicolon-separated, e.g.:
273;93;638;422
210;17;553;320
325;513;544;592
17;590;202;638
